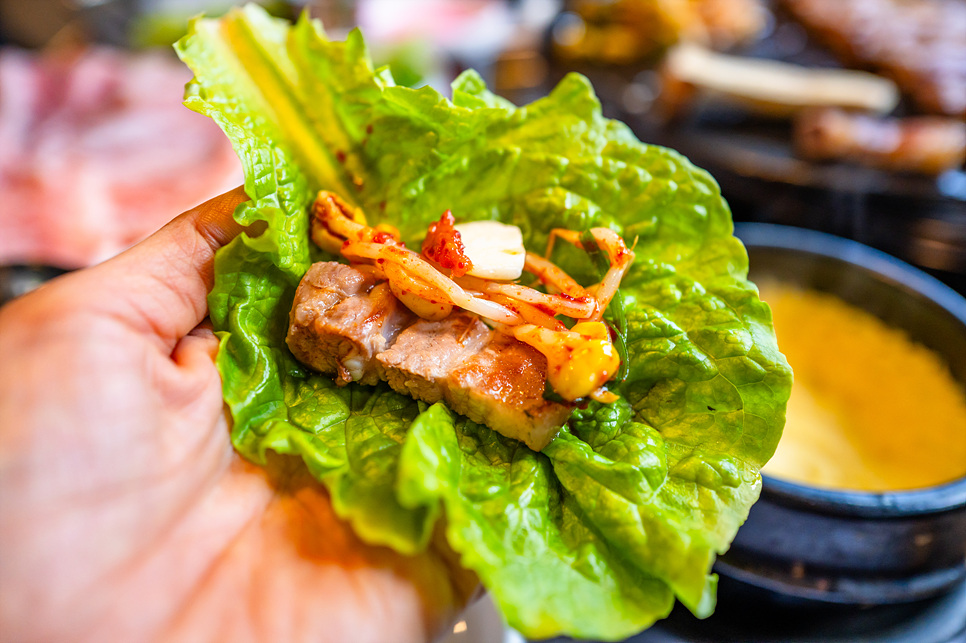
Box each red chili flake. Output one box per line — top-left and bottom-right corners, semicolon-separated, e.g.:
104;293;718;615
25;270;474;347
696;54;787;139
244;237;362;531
379;201;387;211
366;124;374;134
421;210;473;278
335;150;346;164
372;231;395;244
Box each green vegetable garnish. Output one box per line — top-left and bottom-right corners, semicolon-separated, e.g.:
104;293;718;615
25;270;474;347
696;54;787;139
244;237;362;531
176;6;791;640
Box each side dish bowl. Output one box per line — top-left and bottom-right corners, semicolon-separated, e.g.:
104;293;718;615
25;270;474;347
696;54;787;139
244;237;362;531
719;223;966;605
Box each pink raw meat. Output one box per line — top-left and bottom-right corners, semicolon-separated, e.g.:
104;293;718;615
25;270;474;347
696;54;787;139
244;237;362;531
0;47;242;268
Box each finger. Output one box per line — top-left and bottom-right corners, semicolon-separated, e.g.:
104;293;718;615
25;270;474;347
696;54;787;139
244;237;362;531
174;322;220;366
87;187;250;350
164;322;223;410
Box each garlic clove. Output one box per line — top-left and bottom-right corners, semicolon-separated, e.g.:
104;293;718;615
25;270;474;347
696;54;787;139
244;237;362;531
454;221;526;281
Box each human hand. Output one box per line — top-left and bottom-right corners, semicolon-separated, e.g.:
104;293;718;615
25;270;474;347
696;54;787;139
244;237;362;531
0;189;475;642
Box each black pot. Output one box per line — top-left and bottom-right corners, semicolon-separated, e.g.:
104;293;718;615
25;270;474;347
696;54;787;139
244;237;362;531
719;223;966;605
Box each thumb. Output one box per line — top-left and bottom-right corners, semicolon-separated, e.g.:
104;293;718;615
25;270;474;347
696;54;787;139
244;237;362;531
87;186;250;350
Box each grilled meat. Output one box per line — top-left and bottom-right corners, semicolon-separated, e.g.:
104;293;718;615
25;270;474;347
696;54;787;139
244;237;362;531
378;314;573;451
783;0;966;117
287;262;573;450
287;262;415;385
794;107;966;174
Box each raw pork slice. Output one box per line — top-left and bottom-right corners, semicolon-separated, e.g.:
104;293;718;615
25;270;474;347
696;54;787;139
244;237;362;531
0;46;242;268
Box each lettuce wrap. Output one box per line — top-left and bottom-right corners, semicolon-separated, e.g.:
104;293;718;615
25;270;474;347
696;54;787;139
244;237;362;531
175;5;792;640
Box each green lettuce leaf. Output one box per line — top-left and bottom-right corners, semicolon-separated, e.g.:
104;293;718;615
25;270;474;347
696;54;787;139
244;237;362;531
176;5;791;640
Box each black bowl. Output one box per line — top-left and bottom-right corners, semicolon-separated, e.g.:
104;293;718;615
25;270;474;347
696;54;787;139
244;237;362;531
718;223;966;605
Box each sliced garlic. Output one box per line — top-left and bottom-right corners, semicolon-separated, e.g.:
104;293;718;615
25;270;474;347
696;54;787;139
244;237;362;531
454;221;526;281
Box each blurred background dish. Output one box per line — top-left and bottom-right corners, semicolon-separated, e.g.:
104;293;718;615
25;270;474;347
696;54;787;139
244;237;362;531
0;45;243;268
723;223;966;605
0;0;257;269
756;255;966;493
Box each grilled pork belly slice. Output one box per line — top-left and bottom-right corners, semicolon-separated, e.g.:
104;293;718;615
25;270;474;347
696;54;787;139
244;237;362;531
287;262;573;450
378;314;573;451
287;262;415;385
